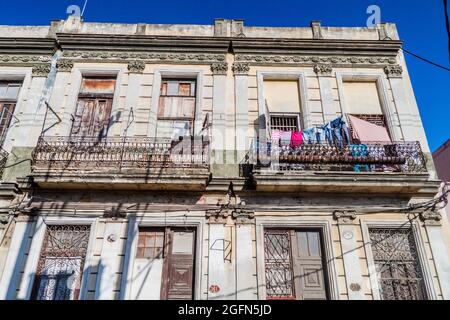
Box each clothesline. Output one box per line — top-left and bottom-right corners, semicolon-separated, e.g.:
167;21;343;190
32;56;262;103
268;114;392;148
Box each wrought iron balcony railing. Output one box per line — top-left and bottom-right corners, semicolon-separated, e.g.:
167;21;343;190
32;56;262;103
32;135;210;173
248;141;427;174
0;148;8;178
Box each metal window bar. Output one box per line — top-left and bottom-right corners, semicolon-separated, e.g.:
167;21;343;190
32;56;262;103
369;228;427;300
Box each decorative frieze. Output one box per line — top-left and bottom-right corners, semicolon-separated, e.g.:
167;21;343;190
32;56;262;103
232;62;250;75
333;210;357;224
63;51;226;63
313;64;333;76
127;60;146;73
384;65;403;78
236;54;397;66
211;62;229;75
419;209;442;226
0;55;51;64
31;64;51;77
56;59;74;72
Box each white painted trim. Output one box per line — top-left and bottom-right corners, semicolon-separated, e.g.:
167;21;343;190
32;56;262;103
16;216;98;300
360;219;438;300
0;69;33;152
255;216;340;300
256;71;310;133
335;71;402;142
120;214;205;300
60;66;125;136
148;69;204;137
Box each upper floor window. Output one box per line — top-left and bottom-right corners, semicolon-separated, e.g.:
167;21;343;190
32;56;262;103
70;77;116;138
0;81;22;147
342;80;391;143
157;79;196;140
264;80;302;135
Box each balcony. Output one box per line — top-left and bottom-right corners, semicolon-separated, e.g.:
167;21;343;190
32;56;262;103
29;136;211;190
0;148;8;179
245;141;439;195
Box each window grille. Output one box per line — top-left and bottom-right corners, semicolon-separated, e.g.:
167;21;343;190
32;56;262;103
32;225;91;301
369;228;427;300
270;115;299;132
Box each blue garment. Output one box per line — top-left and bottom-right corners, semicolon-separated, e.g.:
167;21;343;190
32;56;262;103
349;144;370;172
330;116;351;148
302;128;316;144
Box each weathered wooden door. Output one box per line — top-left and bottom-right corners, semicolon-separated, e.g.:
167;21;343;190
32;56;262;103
161;229;196;300
71;98;112;138
291;230;328;300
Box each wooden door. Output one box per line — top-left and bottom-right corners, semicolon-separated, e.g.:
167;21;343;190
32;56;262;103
161;229;196;300
71;98;112;138
291;230;328;300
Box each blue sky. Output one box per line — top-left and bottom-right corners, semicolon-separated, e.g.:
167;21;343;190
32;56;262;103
0;0;449;151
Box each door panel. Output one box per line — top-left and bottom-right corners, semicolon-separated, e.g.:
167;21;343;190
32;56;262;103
160;229;196;300
291;230;327;300
0;102;16;146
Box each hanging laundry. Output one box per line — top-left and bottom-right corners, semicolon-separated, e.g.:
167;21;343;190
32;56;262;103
347;115;391;143
271;129;282;141
290;131;303;148
280;131;292;146
330;116;351;147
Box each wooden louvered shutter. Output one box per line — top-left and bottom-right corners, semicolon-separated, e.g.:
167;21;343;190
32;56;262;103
291;230;327;300
91;99;112;138
0;102;15;146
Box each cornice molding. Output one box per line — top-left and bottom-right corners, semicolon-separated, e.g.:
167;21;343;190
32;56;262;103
236;54;397;67
62;50;227;64
0;54;52;65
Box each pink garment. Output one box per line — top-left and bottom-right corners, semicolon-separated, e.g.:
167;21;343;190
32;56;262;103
348;115;391;143
290;131;303;148
271;130;281;141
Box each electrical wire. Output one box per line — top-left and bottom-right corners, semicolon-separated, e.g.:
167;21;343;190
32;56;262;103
402;48;450;72
444;0;450;63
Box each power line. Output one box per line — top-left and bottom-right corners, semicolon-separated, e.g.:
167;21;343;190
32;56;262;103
402;48;450;72
444;0;450;63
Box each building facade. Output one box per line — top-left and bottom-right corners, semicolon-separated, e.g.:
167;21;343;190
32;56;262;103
433;140;450;221
0;17;449;300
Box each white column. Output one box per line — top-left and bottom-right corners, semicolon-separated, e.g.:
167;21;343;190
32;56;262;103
236;223;256;300
95;222;123;300
0;220;35;300
123;72;142;137
46;70;71;136
423;217;450;299
234;64;249;157
211;63;228;166
335;213;366;300
315;65;336;122
14;75;47;147
208;223;226;300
